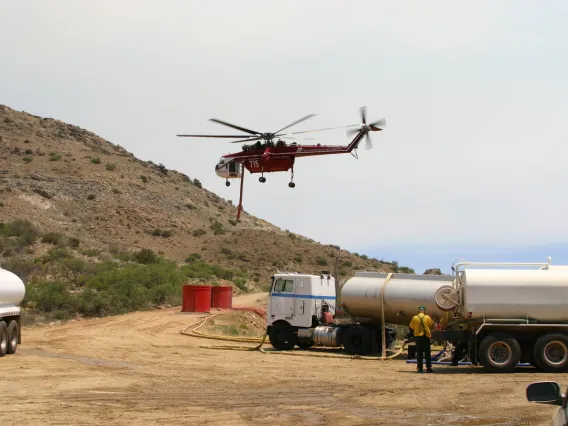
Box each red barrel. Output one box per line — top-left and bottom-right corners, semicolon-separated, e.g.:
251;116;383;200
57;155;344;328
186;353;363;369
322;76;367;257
211;286;233;309
182;285;211;313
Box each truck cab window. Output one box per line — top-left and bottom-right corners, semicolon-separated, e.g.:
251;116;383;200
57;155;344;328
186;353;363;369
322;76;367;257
273;278;294;293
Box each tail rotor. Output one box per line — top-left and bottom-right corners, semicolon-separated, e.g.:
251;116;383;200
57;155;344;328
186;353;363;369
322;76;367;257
347;106;386;150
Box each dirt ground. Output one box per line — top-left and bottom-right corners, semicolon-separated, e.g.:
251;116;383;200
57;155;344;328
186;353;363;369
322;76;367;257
1;293;563;425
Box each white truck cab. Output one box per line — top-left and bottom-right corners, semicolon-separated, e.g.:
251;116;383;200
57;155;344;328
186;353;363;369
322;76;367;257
266;272;338;350
267;272;336;328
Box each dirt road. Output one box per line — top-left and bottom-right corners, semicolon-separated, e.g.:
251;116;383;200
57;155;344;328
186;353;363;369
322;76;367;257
1;294;560;425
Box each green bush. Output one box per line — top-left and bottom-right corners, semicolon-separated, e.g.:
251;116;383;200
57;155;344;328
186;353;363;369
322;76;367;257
0;219;40;253
133;248;159;264
233;277;247;291
41;232;64;246
185;253;202;263
210;220;225;235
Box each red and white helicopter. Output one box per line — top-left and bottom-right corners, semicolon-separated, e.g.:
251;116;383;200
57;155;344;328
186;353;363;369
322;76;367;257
177;106;385;220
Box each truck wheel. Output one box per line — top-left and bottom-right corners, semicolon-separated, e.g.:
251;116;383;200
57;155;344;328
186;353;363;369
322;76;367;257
0;321;7;357
269;322;297;350
479;332;521;373
297;341;314;350
342;326;372;355
533;333;568;373
7;320;18;355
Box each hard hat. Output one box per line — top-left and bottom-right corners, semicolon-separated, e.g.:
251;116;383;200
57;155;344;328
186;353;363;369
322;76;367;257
418;306;425;311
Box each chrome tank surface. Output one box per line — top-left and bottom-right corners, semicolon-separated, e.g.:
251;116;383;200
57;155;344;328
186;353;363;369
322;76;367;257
340;272;453;325
461;268;568;322
0;267;26;306
313;326;342;347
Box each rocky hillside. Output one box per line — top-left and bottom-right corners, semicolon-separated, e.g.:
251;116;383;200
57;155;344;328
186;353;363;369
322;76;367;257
0;104;409;296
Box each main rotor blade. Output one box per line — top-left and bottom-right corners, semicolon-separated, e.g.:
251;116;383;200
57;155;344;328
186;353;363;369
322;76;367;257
273;114;316;134
280;136;317;141
177;134;253;138
360;106;367;125
229;137;265;144
287;124;360;135
209;118;262;136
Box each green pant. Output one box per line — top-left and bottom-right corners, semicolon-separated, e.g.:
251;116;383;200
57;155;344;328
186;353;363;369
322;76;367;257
415;336;432;371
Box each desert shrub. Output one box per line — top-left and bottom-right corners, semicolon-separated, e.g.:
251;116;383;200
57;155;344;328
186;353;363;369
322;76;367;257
41;232;64;246
233;277;247;291
209;220;225;235
105;163;116;171
316;257;328;266
0;219;40;252
80;248;100;257
397;266;415;274
133;248;159;264
185;253;202;263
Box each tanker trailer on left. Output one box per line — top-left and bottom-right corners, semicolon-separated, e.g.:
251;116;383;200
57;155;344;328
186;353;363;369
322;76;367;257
0;266;25;357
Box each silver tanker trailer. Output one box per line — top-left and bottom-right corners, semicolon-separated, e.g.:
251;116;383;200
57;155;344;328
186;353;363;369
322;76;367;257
0;266;25;357
266;257;568;373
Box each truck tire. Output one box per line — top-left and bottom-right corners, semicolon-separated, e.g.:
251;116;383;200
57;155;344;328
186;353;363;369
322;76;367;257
342;326;372;355
479;332;521;373
0;321;7;358
6;320;18;355
269;322;297;350
297;341;314;350
532;333;568;373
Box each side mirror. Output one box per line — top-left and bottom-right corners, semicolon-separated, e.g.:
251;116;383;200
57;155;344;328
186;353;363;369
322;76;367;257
526;382;563;406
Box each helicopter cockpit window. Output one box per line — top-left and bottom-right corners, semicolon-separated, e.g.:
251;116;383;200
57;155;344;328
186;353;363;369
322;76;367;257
228;161;237;173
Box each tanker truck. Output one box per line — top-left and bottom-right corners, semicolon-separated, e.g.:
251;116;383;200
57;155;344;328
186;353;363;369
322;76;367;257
265;257;568;373
0;266;25;357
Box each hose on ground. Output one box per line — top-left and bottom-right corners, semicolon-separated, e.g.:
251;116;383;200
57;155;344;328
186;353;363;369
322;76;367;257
181;313;434;361
181;313;267;343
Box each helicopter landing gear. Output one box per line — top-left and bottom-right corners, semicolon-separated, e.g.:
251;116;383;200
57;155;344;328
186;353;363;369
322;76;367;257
288;168;295;188
225;180;230;187
259;176;266;183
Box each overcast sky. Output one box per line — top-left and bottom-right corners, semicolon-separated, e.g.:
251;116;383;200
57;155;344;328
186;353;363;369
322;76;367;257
2;1;568;273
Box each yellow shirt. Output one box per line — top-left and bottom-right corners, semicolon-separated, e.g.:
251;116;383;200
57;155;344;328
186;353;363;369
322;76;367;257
409;313;434;338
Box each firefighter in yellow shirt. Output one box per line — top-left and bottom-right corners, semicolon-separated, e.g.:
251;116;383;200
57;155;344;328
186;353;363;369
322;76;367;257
409;306;435;373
